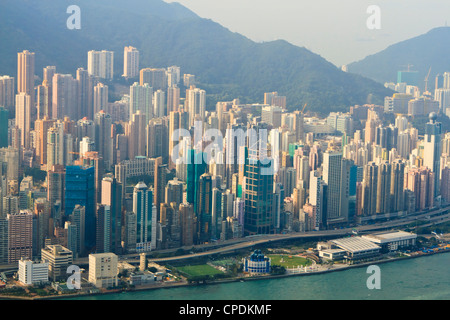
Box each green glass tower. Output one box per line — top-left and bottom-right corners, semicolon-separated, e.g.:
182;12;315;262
0;107;8;148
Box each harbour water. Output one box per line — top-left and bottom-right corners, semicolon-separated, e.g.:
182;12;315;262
68;252;450;300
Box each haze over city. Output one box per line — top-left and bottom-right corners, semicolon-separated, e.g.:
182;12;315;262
166;0;450;66
0;0;450;305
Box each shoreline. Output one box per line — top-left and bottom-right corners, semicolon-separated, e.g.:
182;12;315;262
5;248;449;300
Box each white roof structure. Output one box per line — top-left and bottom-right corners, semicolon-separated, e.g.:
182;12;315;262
362;231;417;244
331;237;381;254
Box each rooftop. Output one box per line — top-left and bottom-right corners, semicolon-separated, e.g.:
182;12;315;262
362;231;417;244
331;237;381;253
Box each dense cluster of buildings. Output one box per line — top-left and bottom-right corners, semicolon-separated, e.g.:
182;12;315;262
0;47;448;287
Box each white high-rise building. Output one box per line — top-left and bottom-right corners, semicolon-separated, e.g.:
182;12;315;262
80;136;95;158
423;113;442;197
153;89;166;118
167;66;181;86
123;46;139;79
88;50;114;80
187;88;206;126
15;93;31;149
130;82;153;123
46;125;64;171
434;88;450;113
93;83;109;115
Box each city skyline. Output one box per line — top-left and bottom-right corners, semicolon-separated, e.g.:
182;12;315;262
0;1;449;303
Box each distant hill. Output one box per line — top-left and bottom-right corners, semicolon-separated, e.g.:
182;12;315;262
348;27;450;91
0;0;393;114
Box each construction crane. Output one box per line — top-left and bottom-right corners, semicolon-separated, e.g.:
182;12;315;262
400;64;414;72
301;103;307;114
424;67;432;93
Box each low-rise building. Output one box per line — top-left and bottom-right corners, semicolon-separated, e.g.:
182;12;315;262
329;237;381;261
89;253;118;289
18;259;49;285
318;249;346;261
41;245;73;281
243;250;271;274
129;271;156;286
362;231;417;252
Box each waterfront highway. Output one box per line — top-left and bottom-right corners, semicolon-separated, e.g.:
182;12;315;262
0;205;449;272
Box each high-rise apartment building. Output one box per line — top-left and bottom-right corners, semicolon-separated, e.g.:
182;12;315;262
88;50;114;80
15;93;32;149
17;50;35;105
140;68;167;91
129;82;153;123
7;211;33;264
0;75;15;113
93;83;109;115
123;46;139;79
186;87;206;126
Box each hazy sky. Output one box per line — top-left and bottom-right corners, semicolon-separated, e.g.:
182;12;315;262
166;0;450;66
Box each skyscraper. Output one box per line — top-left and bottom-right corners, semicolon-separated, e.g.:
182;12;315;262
243;142;274;236
123;46;139;79
0;75;15;113
8;211;33;264
187;87;206;126
77;68;97;120
167;85;180;114
93;83;109;115
133;182;156;252
36;81;51;119
168;111;189;170
70;204;85;257
154;158;167;220
179;203;194;247
360;161;378;217
101;176;123;254
140;68;167;91
35;117;56;166
197;173;213;243
94;111;113;169
0;107;8;148
126;111;147;159
153;89;166;118
95;204;111;254
129;82;153;123
15;92;32;149
390;160;405;213
17;50;35;105
323;152;351;226
423;113;442;197
376;161;392;214
88;50;114;80
52;74;79;120
65;166;95;249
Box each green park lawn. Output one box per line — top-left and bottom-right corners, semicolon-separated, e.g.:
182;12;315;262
269;255;312;268
176;264;224;277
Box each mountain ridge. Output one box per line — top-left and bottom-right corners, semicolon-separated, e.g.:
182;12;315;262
348;27;450;90
0;0;393;114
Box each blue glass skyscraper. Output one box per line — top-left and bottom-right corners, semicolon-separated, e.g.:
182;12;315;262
65;166;95;249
